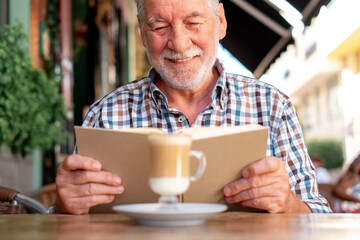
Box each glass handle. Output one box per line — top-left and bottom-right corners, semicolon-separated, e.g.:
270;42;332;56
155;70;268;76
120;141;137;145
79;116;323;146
189;150;206;182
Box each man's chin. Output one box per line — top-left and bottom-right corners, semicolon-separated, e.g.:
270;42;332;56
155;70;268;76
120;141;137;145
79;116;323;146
153;63;209;90
162;75;205;90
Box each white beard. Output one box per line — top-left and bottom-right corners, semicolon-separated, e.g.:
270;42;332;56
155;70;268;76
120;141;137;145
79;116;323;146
146;42;218;90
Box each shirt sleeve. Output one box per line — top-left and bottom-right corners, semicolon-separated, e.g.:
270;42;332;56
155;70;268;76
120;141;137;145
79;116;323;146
273;97;332;213
82;106;98;127
73;105;99;154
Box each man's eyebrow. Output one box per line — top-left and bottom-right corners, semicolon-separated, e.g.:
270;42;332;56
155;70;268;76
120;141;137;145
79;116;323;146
147;11;205;26
147;18;166;26
186;11;205;18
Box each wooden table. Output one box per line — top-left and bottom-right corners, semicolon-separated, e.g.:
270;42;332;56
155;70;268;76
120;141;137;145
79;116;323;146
0;212;360;240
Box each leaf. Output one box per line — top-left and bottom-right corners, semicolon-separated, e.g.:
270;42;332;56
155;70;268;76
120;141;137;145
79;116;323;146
0;22;67;156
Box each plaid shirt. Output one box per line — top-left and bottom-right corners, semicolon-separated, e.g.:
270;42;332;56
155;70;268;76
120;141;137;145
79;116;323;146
83;59;332;213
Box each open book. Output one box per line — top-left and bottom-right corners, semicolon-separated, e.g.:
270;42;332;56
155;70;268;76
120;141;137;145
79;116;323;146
74;124;268;212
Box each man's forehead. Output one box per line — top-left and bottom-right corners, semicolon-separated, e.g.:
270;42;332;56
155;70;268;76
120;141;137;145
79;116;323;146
147;11;206;23
143;0;211;19
143;0;209;12
143;0;208;4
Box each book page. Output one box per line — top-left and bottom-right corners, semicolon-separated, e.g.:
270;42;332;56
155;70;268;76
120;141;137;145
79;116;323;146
178;124;266;140
183;124;268;211
115;127;165;135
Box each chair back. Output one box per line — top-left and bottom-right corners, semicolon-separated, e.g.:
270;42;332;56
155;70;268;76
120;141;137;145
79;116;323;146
0;186;48;214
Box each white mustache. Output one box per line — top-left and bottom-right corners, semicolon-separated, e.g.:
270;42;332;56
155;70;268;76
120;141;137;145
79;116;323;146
160;46;203;61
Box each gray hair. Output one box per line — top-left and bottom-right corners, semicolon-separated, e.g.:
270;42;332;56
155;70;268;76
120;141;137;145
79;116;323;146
134;0;219;23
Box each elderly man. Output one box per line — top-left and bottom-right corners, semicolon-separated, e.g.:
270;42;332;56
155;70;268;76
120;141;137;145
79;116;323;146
53;0;331;214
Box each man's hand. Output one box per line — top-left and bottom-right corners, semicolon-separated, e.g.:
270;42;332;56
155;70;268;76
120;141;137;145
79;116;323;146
54;154;125;214
223;157;311;213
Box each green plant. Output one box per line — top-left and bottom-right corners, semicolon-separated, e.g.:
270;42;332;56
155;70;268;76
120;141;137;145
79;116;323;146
307;138;344;169
0;22;66;156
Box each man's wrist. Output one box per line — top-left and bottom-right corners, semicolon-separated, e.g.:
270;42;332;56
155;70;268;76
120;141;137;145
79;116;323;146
286;193;312;213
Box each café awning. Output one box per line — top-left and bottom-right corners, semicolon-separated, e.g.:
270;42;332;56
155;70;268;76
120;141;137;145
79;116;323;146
221;0;331;78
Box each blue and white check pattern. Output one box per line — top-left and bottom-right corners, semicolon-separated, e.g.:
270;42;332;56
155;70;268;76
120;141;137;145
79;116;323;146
82;59;332;213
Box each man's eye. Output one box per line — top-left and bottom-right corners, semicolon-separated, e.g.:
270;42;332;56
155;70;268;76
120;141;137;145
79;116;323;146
152;25;168;33
187;22;202;28
154;27;165;31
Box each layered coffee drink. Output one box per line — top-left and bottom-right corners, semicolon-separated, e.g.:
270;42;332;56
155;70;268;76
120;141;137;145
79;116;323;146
148;134;206;206
149;135;191;196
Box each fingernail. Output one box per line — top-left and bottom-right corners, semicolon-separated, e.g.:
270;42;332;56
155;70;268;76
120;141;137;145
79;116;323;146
242;169;249;178
93;162;101;169
114;177;121;184
224;187;230;197
118;185;124;193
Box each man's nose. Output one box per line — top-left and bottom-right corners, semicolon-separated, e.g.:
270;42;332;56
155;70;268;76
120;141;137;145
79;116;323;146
167;25;190;53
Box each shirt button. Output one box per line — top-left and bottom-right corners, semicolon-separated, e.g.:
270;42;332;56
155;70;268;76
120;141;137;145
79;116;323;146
178;116;185;123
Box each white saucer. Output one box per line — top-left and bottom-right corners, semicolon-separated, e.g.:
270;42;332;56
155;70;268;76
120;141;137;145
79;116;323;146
113;203;227;227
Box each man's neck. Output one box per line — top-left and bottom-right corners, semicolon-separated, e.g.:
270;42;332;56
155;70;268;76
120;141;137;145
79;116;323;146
155;67;219;125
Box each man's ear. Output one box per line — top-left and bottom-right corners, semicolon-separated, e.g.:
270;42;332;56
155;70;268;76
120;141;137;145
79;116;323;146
218;3;227;40
137;15;146;47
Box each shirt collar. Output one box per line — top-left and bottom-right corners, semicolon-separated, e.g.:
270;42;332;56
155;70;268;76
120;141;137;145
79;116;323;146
211;59;227;109
147;69;168;106
147;58;227;109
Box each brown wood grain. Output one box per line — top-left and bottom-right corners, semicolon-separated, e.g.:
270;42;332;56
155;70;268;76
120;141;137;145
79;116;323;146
0;213;360;240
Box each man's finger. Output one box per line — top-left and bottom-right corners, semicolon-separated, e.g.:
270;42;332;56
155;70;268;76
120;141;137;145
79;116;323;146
225;184;276;203
242;157;283;178
72;183;125;197
62;195;116;214
239;196;287;213
67;170;122;186
223;172;279;197
61;154;102;172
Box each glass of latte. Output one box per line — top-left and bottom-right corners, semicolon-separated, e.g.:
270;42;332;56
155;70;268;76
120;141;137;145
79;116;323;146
148;134;206;208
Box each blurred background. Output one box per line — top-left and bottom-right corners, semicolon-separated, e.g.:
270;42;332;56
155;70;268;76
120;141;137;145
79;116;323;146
0;0;359;211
